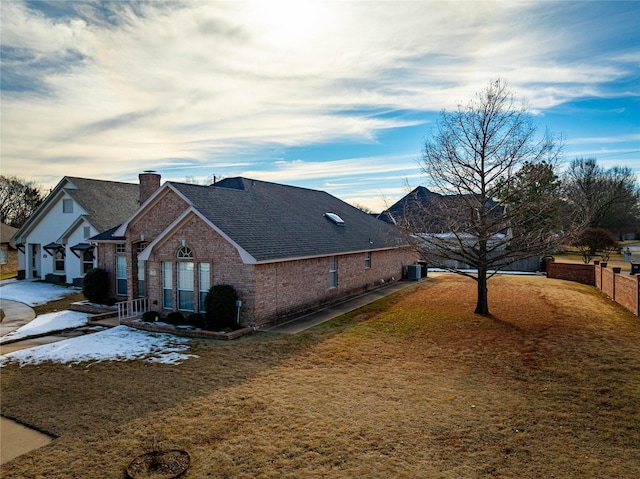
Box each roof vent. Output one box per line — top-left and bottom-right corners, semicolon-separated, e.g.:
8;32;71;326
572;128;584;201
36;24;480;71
324;212;344;226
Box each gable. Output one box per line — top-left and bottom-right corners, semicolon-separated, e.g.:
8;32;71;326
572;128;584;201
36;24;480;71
12;176;140;243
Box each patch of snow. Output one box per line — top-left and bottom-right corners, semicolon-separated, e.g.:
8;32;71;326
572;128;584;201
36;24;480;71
0;326;198;367
0;310;90;343
0;281;78;306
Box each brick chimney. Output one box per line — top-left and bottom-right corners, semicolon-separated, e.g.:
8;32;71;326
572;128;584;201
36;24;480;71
139;170;161;204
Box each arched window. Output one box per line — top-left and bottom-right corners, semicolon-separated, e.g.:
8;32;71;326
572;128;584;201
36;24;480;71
177;246;193;259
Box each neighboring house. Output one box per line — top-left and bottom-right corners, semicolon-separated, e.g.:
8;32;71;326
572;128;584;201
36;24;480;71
11;173;159;285
95;177;415;327
1;223;19;276
379;186;541;272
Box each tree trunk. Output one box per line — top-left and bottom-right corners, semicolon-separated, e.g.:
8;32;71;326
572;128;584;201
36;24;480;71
474;269;490;315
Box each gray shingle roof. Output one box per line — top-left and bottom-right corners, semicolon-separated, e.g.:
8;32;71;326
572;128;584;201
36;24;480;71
1;222;18;244
170;178;407;262
64;177;140;232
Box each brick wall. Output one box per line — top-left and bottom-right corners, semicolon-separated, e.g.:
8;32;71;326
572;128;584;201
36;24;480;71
546;258;595;285
253;247;416;325
140;212;255;322
0;244;18;276
613;272;640;315
600;266;615;298
546;258;639;316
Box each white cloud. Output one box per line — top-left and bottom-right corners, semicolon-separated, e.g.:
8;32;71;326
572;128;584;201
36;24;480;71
1;0;637;194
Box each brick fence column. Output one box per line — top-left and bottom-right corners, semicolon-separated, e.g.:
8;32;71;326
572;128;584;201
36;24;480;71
612;267;621;300
637;275;640;316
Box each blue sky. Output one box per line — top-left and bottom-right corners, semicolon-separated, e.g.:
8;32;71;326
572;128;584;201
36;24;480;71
1;0;638;211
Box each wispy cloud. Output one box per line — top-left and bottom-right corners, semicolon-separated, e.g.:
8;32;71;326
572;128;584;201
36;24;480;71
1;0;638;207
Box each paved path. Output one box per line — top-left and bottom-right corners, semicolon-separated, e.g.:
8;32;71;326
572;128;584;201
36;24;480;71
262;279;423;334
0;417;54;465
0;299;36;337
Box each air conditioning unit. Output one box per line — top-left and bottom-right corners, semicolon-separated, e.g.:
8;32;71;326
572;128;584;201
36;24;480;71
405;264;422;281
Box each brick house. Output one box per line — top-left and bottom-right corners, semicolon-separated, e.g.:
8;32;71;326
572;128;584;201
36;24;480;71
1;223;18;276
95;177;415;327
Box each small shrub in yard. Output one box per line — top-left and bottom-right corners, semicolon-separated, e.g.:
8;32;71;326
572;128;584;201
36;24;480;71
82;268;110;304
141;311;160;323
186;313;205;329
166;311;186;325
204;284;239;331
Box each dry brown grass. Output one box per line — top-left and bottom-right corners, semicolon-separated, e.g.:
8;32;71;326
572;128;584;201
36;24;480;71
2;275;639;478
553;250;631;272
32;291;85;316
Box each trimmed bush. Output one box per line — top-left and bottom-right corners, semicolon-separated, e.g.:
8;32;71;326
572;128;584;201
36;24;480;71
142;311;160;322
186;313;205;329
82;268;110;304
166;311;186;326
204;284;239;331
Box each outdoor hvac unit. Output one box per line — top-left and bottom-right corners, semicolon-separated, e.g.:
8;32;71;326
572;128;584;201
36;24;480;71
406;264;422;281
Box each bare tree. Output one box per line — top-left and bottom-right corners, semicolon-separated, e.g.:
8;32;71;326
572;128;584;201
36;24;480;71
0;176;43;228
414;79;566;315
563;158;639;238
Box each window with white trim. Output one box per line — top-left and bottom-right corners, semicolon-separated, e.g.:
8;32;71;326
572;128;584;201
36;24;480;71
364;252;371;269
63;199;73;214
116;255;127;296
83;226;91;239
136;243;146;298
177;261;194;311
54;249;65;272
177;246;193;259
82;250;94;274
0;249;6;265
137;260;146;297
199;263;210;312
162;262;173;309
329;256;338;288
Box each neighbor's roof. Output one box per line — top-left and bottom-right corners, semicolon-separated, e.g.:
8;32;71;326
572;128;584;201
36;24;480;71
1;223;18;244
378;186;442;225
167;178;408;262
63;177;140;233
12;176;141;243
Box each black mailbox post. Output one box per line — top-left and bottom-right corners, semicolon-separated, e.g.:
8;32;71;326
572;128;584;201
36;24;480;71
631;262;640;275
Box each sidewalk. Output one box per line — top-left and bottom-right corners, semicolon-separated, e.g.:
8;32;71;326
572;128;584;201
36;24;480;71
0;299;36;337
262;279;423;334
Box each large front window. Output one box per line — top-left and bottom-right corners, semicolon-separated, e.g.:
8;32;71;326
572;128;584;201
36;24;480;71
162;262;173;309
177;262;194;311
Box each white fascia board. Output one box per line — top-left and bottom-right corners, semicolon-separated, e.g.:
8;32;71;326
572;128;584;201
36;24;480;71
57;215;92;244
114;182;177;237
138;207;257;265
11;177;72;242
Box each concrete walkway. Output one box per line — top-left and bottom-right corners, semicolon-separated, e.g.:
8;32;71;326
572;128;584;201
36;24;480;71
262;279;423;334
0;417;54;465
0;299;36;337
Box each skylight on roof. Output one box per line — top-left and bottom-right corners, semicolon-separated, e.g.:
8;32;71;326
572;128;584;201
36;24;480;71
324;212;344;226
